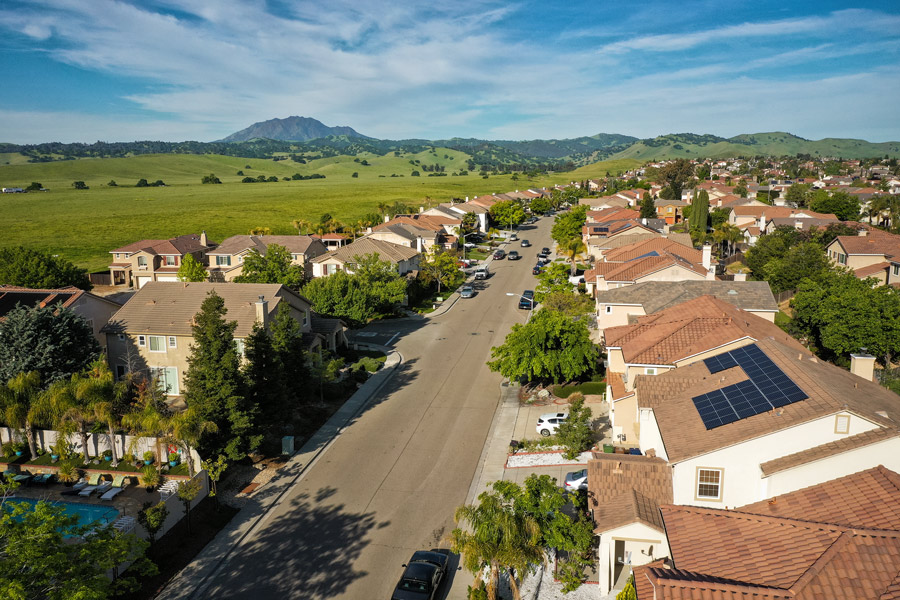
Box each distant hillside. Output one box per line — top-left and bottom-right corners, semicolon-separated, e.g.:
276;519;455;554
609;132;900;160
219;116;372;142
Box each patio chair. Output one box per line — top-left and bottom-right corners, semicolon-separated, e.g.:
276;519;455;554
112;516;136;534
32;473;53;485
78;474;109;496
12;473;31;485
100;475;129;501
59;477;92;496
159;480;179;501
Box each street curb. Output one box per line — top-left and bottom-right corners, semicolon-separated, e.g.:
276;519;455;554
463;380;521;506
155;346;403;600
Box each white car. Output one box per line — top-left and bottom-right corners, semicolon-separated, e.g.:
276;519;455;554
564;469;588;491
536;412;568;437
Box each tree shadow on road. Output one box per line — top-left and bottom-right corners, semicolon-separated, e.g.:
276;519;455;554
206;487;388;599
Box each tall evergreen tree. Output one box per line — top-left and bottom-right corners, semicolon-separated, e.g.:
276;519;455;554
182;291;258;460
270;301;308;394
691;190;709;238
639;192;656;219
242;322;288;433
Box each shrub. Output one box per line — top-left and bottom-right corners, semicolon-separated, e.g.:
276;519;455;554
139;466;160;490
143;450;155;462
352;356;381;373
57;461;80;484
556;393;593;460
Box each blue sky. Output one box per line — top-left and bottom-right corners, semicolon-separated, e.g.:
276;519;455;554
1;0;899;143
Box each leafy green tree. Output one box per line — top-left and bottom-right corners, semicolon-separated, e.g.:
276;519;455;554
557;237;588;276
182;291;258;461
809;189;861;221
656;158;694;200
72;181;88;189
176;478;202;535
762;241;831;293
135;178;149;187
691;190;709;237
540;292;594;322
785;183;811;207
25;182;42;191
551;205;588;246
733;183;748;198
0;500;156;597
489;200;526;230
555;393;593;460
107;179;117;187
138;500;169;544
352;253;408;310
420;248;463;294
695;164;711;180
0;246;91;290
201;173;222;184
0;371;44;460
303;256;406;326
177;253;208;282
234;243;305;288
0;305;100;386
710;207;730;228
535;263;574;302
639;192;656;219
487;309;597;384
459;211;479;236
201;454;228;510
529;196;551;214
269;301;308;394
744;226;804;280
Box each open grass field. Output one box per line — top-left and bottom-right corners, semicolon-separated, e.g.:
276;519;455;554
0;152;640;271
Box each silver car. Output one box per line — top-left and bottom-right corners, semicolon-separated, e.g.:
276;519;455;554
459;285;475;298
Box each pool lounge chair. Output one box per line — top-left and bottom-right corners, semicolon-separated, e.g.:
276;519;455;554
59;477;94;496
32;473;53;485
77;474;108;496
100;475;129;501
159;480;179;500
12;473;31;485
81;481;112;497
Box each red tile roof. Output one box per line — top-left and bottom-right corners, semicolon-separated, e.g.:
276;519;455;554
587;454;672;533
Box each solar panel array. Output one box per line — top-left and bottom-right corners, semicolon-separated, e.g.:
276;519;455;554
692;344;808;430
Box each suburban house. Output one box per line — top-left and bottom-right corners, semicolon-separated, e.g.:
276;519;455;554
108;233;212;289
310;233;350;249
825;228;900;286
654;199;687;225
727;206;837;246
587;453;673;594
367;214;461;251
583;240;715;294
578;196;631;210
594;280;778;334
603;295;803;445
309;236;421;278
424;202;490;232
102;282;334;398
763;216;844;235
0;285;122;347
633;466;900;599
205;235;328;282
585;207;640;225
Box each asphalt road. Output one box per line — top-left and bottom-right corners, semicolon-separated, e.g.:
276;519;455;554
201;217;556;600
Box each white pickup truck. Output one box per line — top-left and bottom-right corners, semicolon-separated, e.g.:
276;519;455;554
474;266;491;280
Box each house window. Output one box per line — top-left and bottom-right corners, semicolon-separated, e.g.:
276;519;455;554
326;263;338;275
292;254;301;261
168;336;177;348
137;256;147;267
605;306;612;314
893;265;900;276
138;335;146;347
164;255;177;266
149;366;179;395
837;253;847;265
216;255;231;266
645;367;657;375
303;311;309;327
835;414;850;434
115;365;126;380
696;468;723;501
148;335;166;352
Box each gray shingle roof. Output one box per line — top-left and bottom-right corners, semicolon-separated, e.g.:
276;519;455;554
310;236;420;264
208;235;326;257
594;280;778;314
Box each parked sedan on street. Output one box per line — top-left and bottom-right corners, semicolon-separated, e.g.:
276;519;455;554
507;250;521;260
564;469;588;491
518;289;536;310
392;551;449;600
493;249;506;260
520;239;531;247
459;285;475;298
532;264;543;275
541;247;551;255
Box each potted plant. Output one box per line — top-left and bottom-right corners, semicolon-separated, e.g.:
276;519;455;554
57;462;80;486
140;465;160;492
168;452;179;467
13;442;24;457
1;442;15;460
102;449;113;462
143;451;154;466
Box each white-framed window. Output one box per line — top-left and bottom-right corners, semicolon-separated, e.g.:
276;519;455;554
137;256;147;267
138;335;146;346
149;366;179;395
148;335;166;352
216;255;231;266
893;265;900;276
605;306;612;314
164;255;177;266
292;254;301;261
645;367;657;375
696;467;723;501
168;336;177;348
835;414;851;434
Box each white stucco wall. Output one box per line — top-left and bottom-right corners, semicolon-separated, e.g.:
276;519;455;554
670;412;880;508
638;408;668;460
596;304;645;333
597;522;670;594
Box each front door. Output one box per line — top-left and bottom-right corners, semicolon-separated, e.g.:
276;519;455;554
613;539;625;586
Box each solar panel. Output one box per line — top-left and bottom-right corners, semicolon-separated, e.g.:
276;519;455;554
693;343;808;430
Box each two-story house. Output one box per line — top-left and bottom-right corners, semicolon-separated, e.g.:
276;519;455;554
584;240;714;295
825;228;900;286
108;233;212;289
102;282;320;398
309;237;421;278
205;235;328;282
367;214;461;252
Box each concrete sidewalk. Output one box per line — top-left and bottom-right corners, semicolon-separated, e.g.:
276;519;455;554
156;346;402;600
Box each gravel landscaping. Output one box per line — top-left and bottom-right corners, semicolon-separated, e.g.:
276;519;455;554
506;449;592;468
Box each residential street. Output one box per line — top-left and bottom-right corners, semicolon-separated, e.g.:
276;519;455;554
195;218;555;599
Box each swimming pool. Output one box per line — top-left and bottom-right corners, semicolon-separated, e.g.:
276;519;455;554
3;498;120;527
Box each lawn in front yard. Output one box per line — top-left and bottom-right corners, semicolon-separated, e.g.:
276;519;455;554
552;381;607;398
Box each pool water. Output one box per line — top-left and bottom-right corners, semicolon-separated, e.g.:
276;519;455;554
3;497;120;527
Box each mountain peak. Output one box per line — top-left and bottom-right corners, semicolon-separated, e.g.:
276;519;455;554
218;116;372;142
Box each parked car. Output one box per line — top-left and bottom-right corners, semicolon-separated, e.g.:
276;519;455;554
510;233;518;241
520;239;531;247
459;285;475;298
541;247;551;255
493;250;506;260
518;289;535;310
564;469;588;491
392;551;449;600
507;250;521;261
532;264;543;275
463;242;477;249
536;411;568;437
474;266;490;280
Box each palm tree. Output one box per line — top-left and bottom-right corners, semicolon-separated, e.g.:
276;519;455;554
291;219;312;235
557;237;588;276
867;196;888;227
122;377;170;465
167;407;217;476
0;371;44;460
450;490;542;600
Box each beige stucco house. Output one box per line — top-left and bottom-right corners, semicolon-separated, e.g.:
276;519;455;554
109;233;212;289
205;235;328;282
309;237;421;278
825;228;900;286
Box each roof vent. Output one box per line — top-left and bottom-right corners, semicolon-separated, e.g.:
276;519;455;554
876;411;890;420
727;289;737;295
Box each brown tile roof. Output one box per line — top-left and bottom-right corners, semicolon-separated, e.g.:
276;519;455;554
738;465;900;529
587;454;672;533
587;207;640;223
731;206;837;220
639;504;900;599
854;261;891;278
584;255;707;285
638;338;900;463
603;237;702;264
606;372;631;401
604;295;800;365
834;229;900;259
111;234;209;256
101;282;311;338
310;236;420;264
594;281;778;314
0;286;121;317
209;235;326;257
375;214;460;233
759;428;900;476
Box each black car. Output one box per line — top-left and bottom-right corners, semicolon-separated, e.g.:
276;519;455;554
532;264;543;275
392;551;449;600
507;250;521;260
518;290;536;310
541;247;551;255
493;249;506;260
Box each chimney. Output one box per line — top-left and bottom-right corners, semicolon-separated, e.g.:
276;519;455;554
200;230;208;247
702;245;712;270
255;295;269;328
384;214;390;223
419;206;424;213
416;237;423;252
733;271;747;282
706;266;716;281
758;215;765;230
850;352;876;382
858;229;868;237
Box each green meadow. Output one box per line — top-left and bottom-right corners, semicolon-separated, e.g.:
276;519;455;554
0;151;639;272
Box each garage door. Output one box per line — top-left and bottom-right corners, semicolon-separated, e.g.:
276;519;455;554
135;276;151;289
156;276;178;282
